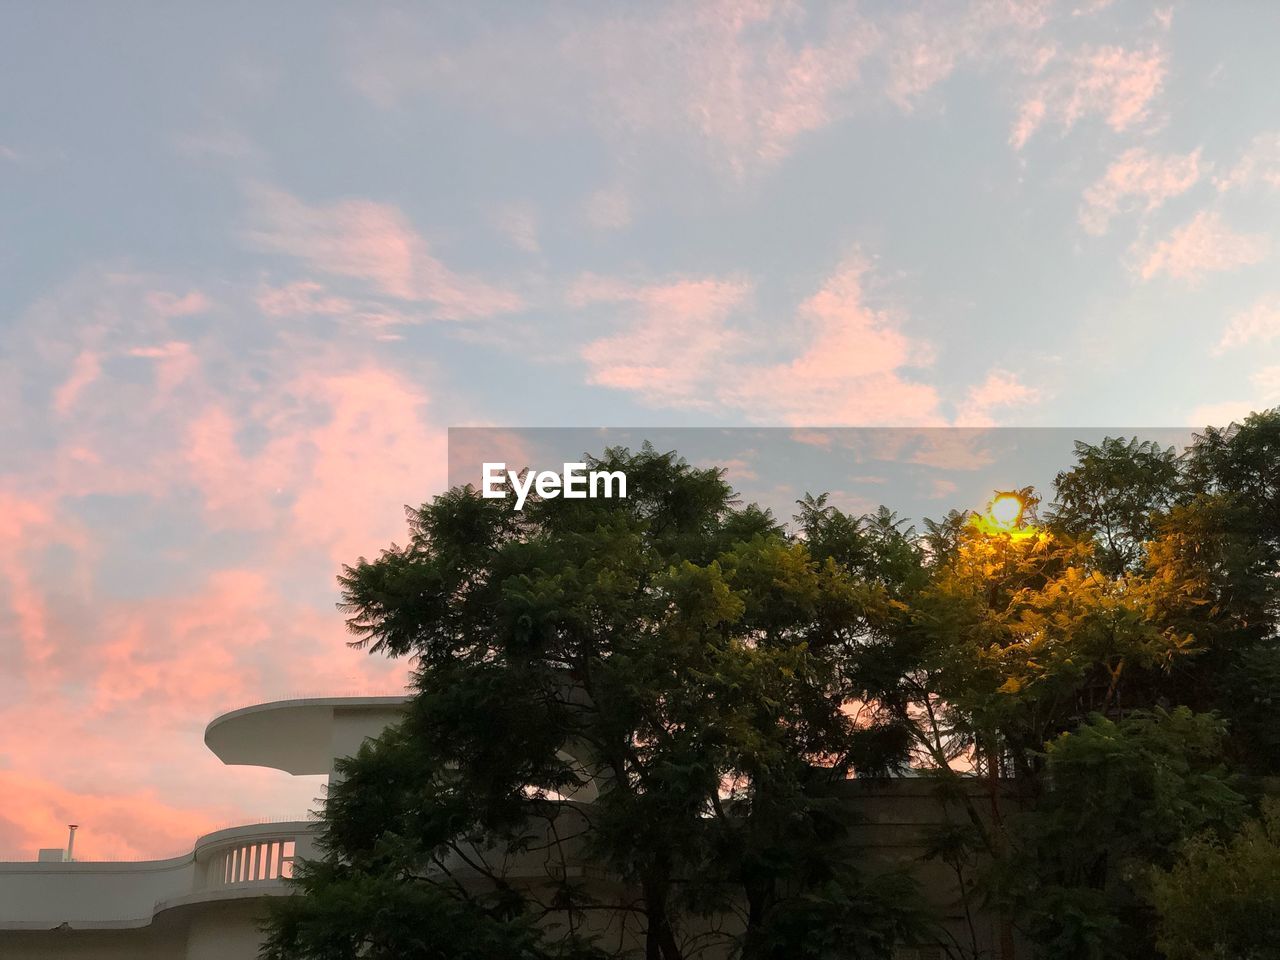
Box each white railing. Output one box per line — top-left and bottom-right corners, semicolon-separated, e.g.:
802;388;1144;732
211;837;296;886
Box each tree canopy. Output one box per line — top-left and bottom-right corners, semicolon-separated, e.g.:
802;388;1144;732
263;412;1280;960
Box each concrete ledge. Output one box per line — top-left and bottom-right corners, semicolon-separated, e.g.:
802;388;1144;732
204;696;409;775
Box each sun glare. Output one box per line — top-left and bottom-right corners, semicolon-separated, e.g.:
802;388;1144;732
987;493;1024;531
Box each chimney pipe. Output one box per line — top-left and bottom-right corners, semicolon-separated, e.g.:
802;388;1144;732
66;824;78;862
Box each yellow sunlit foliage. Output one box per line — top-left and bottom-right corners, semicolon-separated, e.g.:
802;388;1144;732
912;505;1199;778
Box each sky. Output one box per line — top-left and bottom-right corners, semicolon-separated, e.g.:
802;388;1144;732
2;0;1280;858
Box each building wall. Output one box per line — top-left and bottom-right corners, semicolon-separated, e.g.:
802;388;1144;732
0;782;1010;960
0;857;194;926
0;693;1017;959
0;822;315;960
184;900;274;960
0;928;185;959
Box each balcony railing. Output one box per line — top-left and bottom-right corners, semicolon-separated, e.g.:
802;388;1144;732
211;837;296;886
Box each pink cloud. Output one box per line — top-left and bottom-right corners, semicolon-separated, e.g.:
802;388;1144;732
882;2;1051;111
1187;399;1264;429
0;487;97;685
52;350;101;415
347;1;1049;179
577;259;940;425
954;369;1043;426
790;429;835;449
86;567;405;722
145;290;210;318
0;494;60;667
184;405;297;531
1215;296;1280;354
0;769;238;861
493;203;540;253
129;341;200;397
907;431;997;471
883;16;963;110
1136;210;1268;282
927;477;959;499
1251;365;1280;405
575;275;752;406
1012;44;1166;148
826;429;996;471
12;273;448;569
444;428;539;492
583;186;632;231
288;367;447;564
0;269;437;859
91;569;274;717
53;342;196;421
184;362;446;564
1072;0;1116;15
245;185;523;319
1215;132;1280;193
0;538;406;855
256;281;417;343
724;259;939;424
1010;96;1047;150
1187;363;1280;429
256;281;355;318
562;1;880;178
718;457;759;482
1079;147;1202;235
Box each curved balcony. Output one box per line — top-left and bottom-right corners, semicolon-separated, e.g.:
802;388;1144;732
204;696;410;777
0;820;315;931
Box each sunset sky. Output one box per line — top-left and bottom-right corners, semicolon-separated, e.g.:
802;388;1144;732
3;0;1280;858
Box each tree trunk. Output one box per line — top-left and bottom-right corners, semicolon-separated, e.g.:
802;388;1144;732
643;877;683;960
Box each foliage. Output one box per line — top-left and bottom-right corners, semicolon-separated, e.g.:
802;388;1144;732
265;412;1280;960
995;709;1244;959
264;446;928;960
1047;437;1184;575
1151;798;1280;960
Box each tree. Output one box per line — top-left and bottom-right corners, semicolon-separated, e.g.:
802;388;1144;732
995;709;1244;959
904;415;1280;958
263;447;926;960
904;499;1204;960
1151;798;1280;960
1047;437;1184;576
265;414;1280;960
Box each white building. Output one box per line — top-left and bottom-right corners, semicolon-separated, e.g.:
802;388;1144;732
1;695;1006;960
0;696;408;960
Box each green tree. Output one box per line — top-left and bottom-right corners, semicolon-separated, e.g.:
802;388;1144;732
1151;798;1280;960
1047;415;1280;772
263;447;926;960
902;418;1280;958
995;709;1244;959
265;414;1280;960
1047;437;1184;576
